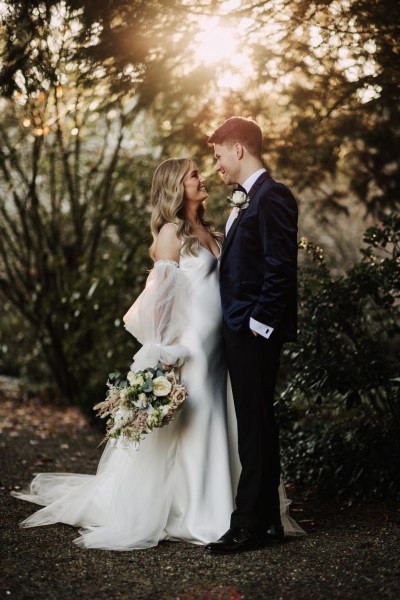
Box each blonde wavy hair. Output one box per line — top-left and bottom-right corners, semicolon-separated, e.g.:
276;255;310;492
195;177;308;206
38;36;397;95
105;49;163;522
149;158;223;259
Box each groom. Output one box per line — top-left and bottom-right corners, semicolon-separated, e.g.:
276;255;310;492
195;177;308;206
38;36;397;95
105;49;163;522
206;117;298;554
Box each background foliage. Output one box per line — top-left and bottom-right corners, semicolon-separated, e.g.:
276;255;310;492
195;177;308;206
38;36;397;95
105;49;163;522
279;212;400;502
0;1;399;496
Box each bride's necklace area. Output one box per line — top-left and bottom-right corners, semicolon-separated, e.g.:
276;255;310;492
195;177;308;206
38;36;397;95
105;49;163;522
190;223;219;257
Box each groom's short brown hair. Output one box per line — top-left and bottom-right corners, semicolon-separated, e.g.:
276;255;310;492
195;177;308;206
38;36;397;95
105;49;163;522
208;117;263;158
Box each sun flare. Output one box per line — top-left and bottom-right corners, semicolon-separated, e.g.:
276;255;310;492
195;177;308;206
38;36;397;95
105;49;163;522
191;16;254;90
194;21;238;65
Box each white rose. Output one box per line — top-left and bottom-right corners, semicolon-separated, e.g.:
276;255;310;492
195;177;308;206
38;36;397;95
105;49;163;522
152;376;172;397
230;195;249;208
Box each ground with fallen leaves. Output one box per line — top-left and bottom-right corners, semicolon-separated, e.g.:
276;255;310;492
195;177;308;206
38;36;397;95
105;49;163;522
1;375;399;600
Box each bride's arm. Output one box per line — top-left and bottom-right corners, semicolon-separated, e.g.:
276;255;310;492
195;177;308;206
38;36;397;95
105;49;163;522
123;223;190;371
153;223;181;263
152;223;182;339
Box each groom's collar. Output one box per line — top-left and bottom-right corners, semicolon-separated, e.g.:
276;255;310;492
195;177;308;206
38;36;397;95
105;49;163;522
241;168;267;194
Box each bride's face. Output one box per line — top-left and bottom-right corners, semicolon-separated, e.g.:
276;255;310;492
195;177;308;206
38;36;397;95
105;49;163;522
183;162;208;205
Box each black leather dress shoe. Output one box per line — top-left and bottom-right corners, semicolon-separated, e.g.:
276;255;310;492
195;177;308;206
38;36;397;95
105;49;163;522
204;525;284;554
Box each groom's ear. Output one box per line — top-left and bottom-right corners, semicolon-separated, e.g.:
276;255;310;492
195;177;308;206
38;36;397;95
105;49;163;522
234;143;244;160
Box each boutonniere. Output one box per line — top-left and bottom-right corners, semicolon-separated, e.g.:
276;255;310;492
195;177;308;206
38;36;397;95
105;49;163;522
227;190;249;211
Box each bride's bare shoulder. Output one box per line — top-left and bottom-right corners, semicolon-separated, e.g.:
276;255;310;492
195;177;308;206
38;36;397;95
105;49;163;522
155;223;180;262
158;222;178;234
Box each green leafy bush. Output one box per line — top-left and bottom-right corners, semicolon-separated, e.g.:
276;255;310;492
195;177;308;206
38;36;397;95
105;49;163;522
283;211;400;417
279;211;400;501
280;411;400;503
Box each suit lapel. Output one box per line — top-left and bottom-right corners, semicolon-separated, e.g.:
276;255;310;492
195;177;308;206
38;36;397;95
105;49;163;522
221;172;271;261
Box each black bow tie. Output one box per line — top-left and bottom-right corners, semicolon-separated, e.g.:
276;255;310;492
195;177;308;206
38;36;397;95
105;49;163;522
235;184;247;194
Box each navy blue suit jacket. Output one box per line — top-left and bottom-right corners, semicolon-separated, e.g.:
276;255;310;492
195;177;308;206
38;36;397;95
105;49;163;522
219;172;298;342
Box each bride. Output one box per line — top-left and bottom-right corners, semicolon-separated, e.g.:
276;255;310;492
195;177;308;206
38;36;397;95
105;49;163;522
12;158;303;550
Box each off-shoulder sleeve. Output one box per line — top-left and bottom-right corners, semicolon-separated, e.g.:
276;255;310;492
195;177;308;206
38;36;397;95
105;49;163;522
123;260;191;371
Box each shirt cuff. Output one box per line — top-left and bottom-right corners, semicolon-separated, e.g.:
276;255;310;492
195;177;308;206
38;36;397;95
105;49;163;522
249;317;274;339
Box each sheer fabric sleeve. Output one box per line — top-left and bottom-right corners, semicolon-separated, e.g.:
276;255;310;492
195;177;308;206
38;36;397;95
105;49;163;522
123;259;190;372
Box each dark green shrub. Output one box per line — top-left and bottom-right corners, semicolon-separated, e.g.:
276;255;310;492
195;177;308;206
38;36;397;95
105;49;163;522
280;412;400;503
279;211;400;501
282;211;400;418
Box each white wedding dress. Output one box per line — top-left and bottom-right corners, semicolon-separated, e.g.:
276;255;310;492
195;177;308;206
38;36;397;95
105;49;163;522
12;244;304;550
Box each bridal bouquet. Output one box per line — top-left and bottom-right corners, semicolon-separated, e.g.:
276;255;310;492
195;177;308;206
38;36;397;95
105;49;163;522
94;363;187;447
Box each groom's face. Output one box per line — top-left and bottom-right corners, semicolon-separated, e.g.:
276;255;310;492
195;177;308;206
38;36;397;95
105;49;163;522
213;142;240;186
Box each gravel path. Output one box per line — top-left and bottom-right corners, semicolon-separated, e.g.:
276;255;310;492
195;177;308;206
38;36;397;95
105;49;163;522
1;380;399;599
